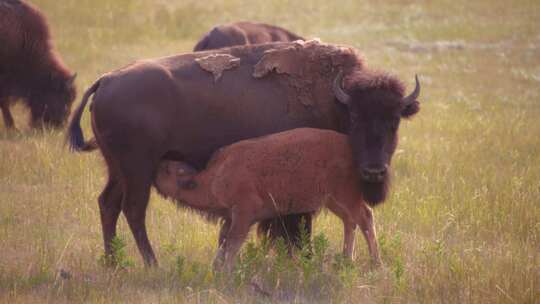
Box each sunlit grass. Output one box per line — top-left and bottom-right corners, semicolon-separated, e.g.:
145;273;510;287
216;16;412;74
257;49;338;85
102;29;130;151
1;0;539;303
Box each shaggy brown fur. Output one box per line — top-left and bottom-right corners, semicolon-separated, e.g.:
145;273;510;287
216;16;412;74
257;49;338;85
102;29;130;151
193;21;304;52
0;0;76;129
155;128;381;271
67;40;420;266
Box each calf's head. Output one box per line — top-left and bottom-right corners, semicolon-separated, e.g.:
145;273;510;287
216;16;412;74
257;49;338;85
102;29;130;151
333;71;420;205
155;160;199;198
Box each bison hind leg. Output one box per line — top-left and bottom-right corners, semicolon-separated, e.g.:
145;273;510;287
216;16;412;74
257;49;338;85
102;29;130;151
98;176;124;264
257;213;314;252
119;160;159;267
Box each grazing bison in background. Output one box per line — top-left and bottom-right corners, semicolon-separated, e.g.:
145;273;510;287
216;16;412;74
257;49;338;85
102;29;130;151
0;0;76;129
155;128;382;271
67;40;421;266
193;21;304;52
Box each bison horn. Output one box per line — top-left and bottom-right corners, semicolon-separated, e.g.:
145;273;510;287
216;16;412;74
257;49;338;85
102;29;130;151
403;75;420;105
333;70;351;105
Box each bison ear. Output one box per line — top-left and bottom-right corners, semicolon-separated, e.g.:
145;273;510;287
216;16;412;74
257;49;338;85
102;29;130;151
401;100;420;118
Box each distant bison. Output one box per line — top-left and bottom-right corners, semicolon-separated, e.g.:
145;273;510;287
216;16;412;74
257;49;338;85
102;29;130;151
155;128;382;271
67;40;420;266
0;0;76;129
194;21;303;52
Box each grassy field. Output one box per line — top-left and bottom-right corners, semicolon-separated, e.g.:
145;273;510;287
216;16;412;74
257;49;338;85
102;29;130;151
1;0;539;303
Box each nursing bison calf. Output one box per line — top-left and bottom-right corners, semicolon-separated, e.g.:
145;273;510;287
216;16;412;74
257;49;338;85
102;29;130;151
194;21;303;51
155;128;381;271
0;0;76;129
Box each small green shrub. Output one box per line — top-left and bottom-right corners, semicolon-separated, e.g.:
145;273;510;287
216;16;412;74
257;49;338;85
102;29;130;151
98;236;134;269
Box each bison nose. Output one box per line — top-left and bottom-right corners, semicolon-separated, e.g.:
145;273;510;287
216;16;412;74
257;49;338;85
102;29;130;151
360;166;388;182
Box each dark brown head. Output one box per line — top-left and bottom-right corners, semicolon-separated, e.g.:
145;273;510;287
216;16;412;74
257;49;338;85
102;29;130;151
333;70;420;205
33;73;77;128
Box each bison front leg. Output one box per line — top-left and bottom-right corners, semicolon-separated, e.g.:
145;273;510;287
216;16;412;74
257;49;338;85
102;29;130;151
0;98;15;129
29;101;46;129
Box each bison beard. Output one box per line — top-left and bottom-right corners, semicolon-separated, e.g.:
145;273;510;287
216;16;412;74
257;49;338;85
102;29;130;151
359;175;389;206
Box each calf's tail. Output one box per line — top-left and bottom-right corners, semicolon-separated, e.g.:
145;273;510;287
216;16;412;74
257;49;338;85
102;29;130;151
66;79;101;152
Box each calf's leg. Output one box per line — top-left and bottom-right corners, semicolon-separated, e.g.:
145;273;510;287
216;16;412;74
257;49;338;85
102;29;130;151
327;202;357;259
213;218;231;269
353;204;381;264
221;206;255;272
343;220;357;259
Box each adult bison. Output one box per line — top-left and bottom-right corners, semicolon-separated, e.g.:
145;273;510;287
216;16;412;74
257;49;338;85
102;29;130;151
0;0;76;129
193;21;303;52
67;40;420;266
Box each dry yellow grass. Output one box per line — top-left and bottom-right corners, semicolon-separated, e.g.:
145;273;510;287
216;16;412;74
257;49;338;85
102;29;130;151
1;0;539;303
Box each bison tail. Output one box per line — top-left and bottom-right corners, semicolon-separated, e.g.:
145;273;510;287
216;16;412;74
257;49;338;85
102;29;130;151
66;79;100;152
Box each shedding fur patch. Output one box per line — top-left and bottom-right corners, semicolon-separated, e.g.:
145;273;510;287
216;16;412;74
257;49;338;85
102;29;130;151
251;39;362;118
195;54;241;82
252;39;354;79
252;46;303;78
